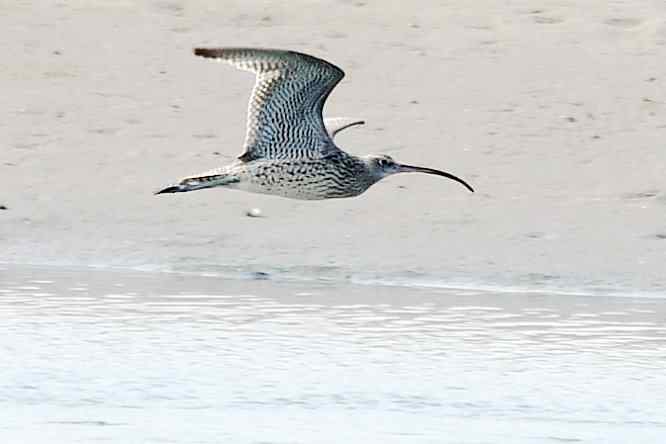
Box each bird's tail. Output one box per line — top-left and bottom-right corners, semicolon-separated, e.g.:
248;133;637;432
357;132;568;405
155;171;240;194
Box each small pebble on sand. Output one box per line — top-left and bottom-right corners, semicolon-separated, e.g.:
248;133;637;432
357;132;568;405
245;208;262;218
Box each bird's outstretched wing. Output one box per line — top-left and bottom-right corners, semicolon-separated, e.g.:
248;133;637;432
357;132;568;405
324;117;365;139
194;47;345;161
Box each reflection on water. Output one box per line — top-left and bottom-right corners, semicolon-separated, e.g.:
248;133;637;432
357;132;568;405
1;265;666;444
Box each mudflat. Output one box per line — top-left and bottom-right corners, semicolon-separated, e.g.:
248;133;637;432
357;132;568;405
2;1;665;292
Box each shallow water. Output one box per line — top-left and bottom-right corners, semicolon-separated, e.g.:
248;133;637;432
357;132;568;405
2;265;666;443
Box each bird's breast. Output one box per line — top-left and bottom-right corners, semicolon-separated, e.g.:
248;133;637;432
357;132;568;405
235;158;372;200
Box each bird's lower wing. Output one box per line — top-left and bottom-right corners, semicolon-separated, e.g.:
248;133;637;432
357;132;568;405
324;117;365;139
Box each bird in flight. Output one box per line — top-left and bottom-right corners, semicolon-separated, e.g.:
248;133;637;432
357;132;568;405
156;48;474;200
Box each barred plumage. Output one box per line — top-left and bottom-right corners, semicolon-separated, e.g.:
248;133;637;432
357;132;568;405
156;47;474;200
194;47;342;162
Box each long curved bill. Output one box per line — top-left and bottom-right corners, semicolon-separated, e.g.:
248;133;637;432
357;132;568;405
398;164;474;192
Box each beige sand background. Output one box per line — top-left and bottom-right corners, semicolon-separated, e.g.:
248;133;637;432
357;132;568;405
2;1;665;291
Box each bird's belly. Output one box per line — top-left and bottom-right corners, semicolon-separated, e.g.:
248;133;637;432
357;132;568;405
233;163;366;200
234;177;348;200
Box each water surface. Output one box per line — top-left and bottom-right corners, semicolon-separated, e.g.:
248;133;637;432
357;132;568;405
2;265;666;443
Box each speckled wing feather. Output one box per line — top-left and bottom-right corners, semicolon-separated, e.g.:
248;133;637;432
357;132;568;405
194;47;345;161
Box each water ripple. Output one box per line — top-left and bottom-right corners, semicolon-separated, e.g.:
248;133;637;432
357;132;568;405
1;265;665;443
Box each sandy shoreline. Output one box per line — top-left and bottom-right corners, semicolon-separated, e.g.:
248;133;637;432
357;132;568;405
2;1;666;292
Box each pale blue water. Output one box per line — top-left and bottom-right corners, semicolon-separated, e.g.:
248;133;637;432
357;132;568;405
2;265;666;443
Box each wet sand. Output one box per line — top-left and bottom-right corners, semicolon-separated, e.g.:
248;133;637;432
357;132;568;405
1;1;666;291
2;264;666;443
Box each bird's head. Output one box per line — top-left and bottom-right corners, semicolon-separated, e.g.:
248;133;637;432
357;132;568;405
364;154;475;192
366;154;401;178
